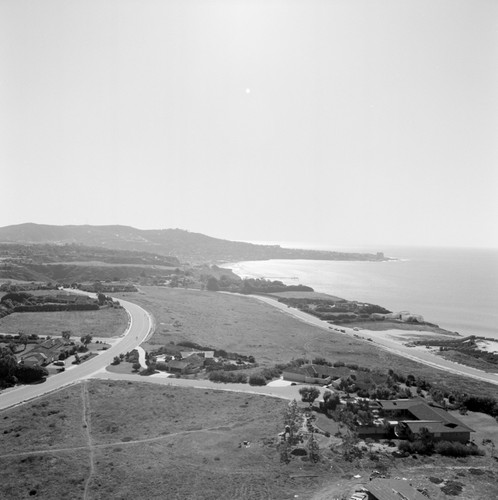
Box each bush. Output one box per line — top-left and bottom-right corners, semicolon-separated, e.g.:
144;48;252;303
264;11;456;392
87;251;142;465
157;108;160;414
260;367;280;380
208;371;247;384
15;365;48;383
333;361;345;367
248;374;267;386
434;441;483;457
398;439;434;455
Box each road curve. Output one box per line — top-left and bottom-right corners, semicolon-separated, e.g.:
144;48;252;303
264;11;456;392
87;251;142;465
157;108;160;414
0;298;152;411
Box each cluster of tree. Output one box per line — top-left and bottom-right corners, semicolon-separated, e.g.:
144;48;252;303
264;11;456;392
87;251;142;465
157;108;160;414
0;292;99;321
204;275;314;294
337;399;376;428
277;297;391;322
0;346;48;387
248;367;281;386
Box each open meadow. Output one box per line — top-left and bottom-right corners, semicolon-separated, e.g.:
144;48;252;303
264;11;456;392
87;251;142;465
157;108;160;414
0;307;128;339
1;380;497;500
119;286;498;399
0;380;321;500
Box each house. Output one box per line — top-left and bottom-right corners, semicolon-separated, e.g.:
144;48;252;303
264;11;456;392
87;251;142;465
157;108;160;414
180;350;215;359
361;479;427;500
375;399;473;443
20;352;48;367
20;338;67;366
167;354;204;375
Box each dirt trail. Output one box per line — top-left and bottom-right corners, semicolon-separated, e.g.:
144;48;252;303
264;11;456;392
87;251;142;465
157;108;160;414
82;381;95;500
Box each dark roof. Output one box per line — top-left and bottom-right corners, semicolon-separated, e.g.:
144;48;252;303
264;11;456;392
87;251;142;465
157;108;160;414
379;399;474;433
402;420;471;435
366;479;427;500
178;354;203;366
168;360;190;370
377;399;425;411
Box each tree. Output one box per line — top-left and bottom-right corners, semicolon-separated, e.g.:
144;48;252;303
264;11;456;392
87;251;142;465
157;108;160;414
97;293;106;306
283;399;303;445
299;386;320;408
16;365;48;383
62;330;72;342
80;334;93;346
307;432;320;463
206;276;220;291
342;430;362;462
0;347;18;379
278;439;291;464
132;362;141;372
323;390;340;411
18;332;28;351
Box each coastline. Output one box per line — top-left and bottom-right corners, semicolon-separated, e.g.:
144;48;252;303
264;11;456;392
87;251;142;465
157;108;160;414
221;249;498;341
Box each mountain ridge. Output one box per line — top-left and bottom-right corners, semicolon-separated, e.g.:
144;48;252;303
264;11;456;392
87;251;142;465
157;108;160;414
0;223;387;264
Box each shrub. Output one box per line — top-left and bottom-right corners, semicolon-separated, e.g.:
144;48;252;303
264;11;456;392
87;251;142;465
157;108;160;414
260;367;280;380
333;361;345;367
248;374;267;386
15;365;48;383
434;441;483;457
208;371;247;384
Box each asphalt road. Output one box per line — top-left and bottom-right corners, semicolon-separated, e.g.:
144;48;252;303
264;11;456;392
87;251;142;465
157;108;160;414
0;298;152;411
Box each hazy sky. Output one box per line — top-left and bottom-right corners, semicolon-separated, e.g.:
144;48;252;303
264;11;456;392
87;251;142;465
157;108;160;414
1;0;497;249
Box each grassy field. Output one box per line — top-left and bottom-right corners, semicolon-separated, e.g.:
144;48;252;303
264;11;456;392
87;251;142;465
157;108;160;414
117;287;498;399
0;307;128;339
0;380;319;500
1;380;497;500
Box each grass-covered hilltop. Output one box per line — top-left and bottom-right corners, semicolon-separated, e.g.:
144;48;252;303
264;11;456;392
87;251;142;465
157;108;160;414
1;224;498;500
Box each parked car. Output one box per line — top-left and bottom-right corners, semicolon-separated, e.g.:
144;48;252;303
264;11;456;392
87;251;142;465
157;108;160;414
53;360;65;366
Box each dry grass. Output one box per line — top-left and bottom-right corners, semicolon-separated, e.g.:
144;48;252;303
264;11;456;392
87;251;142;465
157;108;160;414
0;384;87;454
1;380;497;500
118;287;498;399
0;380;325;500
0;453;90;500
0;307;128;339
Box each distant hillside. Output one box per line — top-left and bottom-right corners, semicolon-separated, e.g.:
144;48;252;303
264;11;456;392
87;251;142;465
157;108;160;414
0;242;180;283
0;223;387;264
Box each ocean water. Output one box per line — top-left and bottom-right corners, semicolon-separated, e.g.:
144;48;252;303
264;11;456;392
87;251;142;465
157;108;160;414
222;246;498;340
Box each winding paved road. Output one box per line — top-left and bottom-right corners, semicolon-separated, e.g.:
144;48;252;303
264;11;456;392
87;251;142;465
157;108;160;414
0;298;152;410
2;291;497;413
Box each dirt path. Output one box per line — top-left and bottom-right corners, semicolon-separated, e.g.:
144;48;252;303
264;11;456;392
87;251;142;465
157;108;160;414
82;381;95;500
